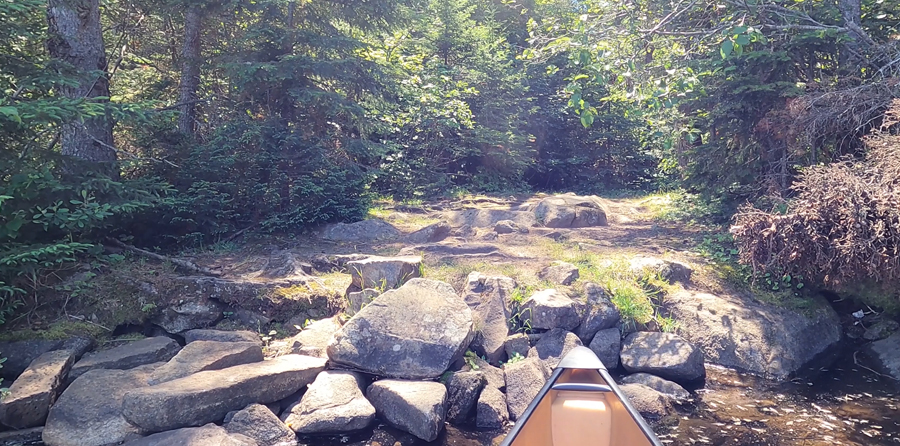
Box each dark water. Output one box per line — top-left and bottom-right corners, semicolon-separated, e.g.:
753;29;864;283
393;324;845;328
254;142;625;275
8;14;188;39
300;348;899;446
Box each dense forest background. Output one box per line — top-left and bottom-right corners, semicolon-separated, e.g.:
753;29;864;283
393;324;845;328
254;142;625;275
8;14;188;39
1;0;899;322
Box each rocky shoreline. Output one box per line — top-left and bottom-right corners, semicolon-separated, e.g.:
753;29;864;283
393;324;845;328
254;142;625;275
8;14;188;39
0;194;890;446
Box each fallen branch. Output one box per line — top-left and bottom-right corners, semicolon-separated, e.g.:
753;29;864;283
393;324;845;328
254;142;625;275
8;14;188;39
853;350;898;381
222;222;258;244
107;238;222;277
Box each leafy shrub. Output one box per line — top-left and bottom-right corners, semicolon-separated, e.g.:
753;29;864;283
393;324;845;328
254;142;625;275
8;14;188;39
0;169;166;319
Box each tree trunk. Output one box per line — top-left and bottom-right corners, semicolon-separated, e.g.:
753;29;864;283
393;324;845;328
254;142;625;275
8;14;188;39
178;5;202;135
838;0;867;68
47;0;116;167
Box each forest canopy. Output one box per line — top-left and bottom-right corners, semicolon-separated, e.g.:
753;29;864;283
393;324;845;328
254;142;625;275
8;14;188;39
1;0;899;316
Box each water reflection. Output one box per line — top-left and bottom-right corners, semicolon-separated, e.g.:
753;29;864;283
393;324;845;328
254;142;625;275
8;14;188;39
300;350;899;446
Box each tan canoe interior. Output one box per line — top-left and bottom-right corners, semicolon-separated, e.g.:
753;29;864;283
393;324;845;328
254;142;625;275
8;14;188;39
508;369;655;446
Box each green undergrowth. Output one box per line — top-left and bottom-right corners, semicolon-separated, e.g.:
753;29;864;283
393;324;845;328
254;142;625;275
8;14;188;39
694;231;824;313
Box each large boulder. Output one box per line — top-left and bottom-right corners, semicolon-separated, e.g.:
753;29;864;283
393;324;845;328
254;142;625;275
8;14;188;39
476;386;508;429
323;219;400;243
147;341;263;385
367;380;447;442
327;279;474;379
528;329;582;374
664;289;841;379
575;292;621;343
494;220;528;235
347;289;380;316
346;256;423;290
68;337;181;383
444;371;485;425
521;289;581;331
0;350;76;428
445;209;536;228
122;424;257;446
620;332;705;384
183;329;261;345
281;371;375;434
151;298;225;334
226;404;296;446
868;331;900;380
863;319;900;341
286;316;342;358
0;337;92;382
462;272;515;363
504;357;547;421
406;221;452;244
588;328;621;369
629;257;692;284
533;195;608;228
618;384;673;420
620;373;690;400
122;355;327;433
538;262;579;286
43;364;161;446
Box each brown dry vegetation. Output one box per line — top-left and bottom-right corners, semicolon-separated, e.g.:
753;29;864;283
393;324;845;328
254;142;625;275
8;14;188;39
733;103;900;290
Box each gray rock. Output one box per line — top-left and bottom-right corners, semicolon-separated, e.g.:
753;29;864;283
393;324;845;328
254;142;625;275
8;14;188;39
620;332;705;383
664;289;841;379
521;289;581;331
462;356;505;391
575;295;621;343
869;331;900;380
620;373;690;400
0;427;43;445
151;298;225;334
864;319;900;341
445;209;536;228
183;329;261;345
534;195;608;228
476;386;508;429
147;341;263;385
462;272;515;363
494;220;527;234
504;357;547;421
324;219;400;243
583;282;610;303
233;308;271;328
0;350;75;428
69;337;181;383
288;317;342;358
528;329;582;374
588;328;621;369
444;371;485;425
454;224;477;238
0;340;64;382
281;371;374;434
226;404;296;446
367;380;447;442
43;364;162;446
122;355;327;433
504;334;530;360
328;279;473;379
0;337;93;382
629;257;692;283
538;262;579;286
406;221;451;244
346;256;423;290
347;289;380;316
619;383;672;420
122;424;257;446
